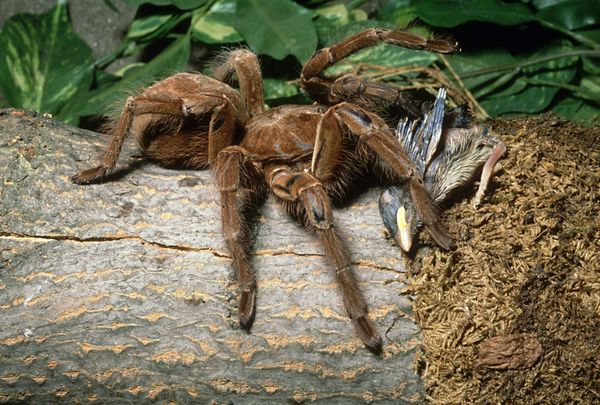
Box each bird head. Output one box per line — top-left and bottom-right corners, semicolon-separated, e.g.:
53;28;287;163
379;186;419;252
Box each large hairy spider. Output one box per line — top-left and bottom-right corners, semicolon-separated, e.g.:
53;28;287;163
72;28;457;353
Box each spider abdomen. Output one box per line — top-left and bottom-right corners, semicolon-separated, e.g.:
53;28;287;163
128;73;244;169
142;122;210;169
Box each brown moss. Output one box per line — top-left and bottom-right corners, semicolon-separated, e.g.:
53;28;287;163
408;114;600;403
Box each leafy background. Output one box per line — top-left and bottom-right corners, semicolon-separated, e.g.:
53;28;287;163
0;0;598;126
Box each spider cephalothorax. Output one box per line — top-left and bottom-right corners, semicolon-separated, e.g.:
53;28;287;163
72;28;458;353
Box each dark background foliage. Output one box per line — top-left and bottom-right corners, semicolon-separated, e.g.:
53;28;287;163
0;0;598;126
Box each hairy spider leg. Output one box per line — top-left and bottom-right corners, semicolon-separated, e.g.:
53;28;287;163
266;165;382;354
182;94;238;165
71;96;186;184
211;49;265;118
72;81;241;184
328;75;422;117
300;28;458;105
312;102;453;250
214;146;266;329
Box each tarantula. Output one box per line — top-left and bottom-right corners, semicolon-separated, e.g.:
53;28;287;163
72;28;457;353
379;88;506;252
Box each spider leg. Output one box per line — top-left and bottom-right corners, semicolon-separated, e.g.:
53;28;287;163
328;74;421;116
212;49;264;117
214;146;266;329
71;96;186;184
266;165;382;354
301;28;458;103
312;102;453;250
72;92;239;184
181;94;236;166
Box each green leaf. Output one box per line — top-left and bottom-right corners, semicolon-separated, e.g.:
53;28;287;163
314;3;368;25
171;0;208;7
531;0;565;9
447;49;521;91
63;34;191;119
376;0;414;25
0;3;94;117
94;69;120;88
578;28;600;42
552;96;600;124
314;3;368;42
263;78;300;101
535;0;599;30
480;43;578;115
447;41;580;116
576;76;600;101
414;0;534;27
127;13;174;39
192;0;242;44
123;0;208;10
233;0;317;62
583;56;600;75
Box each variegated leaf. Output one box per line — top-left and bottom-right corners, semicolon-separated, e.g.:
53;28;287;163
64;34;191;119
192;0;242;44
0;1;94;120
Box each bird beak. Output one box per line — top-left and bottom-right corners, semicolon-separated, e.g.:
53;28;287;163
395;206;413;252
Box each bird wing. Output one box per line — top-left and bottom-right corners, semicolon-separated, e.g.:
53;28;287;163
395;88;447;174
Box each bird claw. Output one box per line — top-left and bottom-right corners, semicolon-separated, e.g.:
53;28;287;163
472;141;507;208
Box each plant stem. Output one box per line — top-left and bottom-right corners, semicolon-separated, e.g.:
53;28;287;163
473;69;519;99
459;49;600;79
440;55;489;118
524;78;599;102
537;18;600;49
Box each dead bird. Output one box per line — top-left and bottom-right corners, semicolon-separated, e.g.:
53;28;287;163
379;89;506;252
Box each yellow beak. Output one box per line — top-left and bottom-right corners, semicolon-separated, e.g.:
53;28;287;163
396;206;412;252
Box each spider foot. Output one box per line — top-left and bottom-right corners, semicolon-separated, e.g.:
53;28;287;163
71;165;109;184
238;289;256;330
425;220;454;251
354;315;383;355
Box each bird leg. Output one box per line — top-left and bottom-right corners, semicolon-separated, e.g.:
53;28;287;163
472;141;507;208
